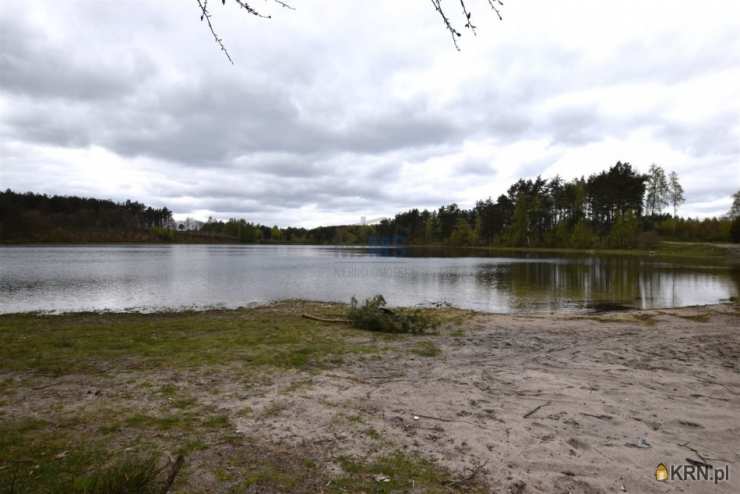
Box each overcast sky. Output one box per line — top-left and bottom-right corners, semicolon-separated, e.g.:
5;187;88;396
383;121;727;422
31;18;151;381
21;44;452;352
1;0;739;226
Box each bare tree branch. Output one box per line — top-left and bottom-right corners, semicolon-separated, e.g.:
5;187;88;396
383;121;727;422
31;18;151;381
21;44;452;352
460;0;478;36
196;0;234;64
232;0;271;18
272;0;296;10
430;0;462;50
486;0;504;21
198;0;503;62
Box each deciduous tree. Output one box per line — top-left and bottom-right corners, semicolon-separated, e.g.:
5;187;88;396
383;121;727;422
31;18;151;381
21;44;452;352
668;171;685;217
645;164;669;216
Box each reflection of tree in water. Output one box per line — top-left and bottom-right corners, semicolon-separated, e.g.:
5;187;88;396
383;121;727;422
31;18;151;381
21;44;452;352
339;247;739;311
472;257;733;311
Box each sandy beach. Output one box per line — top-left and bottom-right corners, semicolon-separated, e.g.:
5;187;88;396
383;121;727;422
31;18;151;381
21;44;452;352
1;302;738;493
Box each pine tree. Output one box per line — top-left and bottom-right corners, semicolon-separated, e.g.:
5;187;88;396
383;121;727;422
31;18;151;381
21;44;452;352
729;190;740;219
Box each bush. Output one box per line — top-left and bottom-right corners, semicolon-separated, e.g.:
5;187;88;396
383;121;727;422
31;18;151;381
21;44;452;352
637;231;661;250
569;221;596;249
347;295;438;334
151;227;175;242
607;213;639;248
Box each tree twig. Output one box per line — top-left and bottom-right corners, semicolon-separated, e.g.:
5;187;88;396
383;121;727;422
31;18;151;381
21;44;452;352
410;413;482;428
196;0;234;64
523;400;551;418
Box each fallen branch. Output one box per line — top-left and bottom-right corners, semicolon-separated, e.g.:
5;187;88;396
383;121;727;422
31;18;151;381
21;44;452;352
410;413;482;428
301;314;351;324
580;413;613;420
523;401;551;419
413;413;457;423
160;454;184;494
686;458;712;469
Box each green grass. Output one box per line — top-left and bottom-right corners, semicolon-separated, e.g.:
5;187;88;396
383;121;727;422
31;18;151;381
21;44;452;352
0;417;162;494
333;451;488;493
0;303;383;376
71;454;161;494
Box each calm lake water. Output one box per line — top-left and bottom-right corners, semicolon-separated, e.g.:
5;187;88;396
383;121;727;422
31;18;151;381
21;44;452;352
1;245;738;314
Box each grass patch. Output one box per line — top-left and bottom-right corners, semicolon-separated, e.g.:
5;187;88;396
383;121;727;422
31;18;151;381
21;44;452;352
334;451;488;493
72;454;161;494
410;340;442;357
0;303;383;376
0;417;167;494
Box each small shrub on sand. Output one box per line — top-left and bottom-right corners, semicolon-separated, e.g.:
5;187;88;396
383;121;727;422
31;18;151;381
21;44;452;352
347;295;438;334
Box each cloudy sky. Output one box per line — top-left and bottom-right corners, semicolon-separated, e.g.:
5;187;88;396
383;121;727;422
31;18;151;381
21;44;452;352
1;0;739;226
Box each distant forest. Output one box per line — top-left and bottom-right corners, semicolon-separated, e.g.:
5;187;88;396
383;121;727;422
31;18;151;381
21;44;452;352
2;162;739;246
0;191;180;243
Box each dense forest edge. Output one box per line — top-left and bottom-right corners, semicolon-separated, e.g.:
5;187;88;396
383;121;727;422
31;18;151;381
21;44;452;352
3;162;740;250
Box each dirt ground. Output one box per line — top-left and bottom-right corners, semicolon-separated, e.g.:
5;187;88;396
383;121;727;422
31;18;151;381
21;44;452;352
226;304;740;493
2;303;739;493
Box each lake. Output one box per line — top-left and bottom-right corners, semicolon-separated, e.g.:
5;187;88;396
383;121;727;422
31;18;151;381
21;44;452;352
1;245;738;314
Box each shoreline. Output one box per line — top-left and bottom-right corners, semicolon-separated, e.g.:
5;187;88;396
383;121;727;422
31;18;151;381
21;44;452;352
2;301;739;492
2;240;738;262
2;298;737;318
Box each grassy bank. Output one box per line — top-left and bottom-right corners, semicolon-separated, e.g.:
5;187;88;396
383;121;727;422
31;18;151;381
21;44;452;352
0;302;480;493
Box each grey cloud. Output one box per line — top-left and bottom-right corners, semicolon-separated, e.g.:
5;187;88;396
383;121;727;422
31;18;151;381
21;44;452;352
0;17;153;102
544;104;605;146
654;113;740;158
456;159;496;176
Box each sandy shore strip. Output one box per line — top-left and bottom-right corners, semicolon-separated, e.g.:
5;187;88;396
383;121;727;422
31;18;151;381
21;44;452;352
1;302;738;493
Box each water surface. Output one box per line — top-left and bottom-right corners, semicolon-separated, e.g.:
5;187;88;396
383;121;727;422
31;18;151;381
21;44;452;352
1;245;737;314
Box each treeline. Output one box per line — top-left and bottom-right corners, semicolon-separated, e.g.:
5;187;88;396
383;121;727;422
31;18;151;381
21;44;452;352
369;162;737;248
201;162;737;248
0;190;176;242
199;218;375;244
3;163;739;246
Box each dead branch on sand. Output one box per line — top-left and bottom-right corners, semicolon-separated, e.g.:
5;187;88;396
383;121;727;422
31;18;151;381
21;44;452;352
523;401;552;418
302;314;351;323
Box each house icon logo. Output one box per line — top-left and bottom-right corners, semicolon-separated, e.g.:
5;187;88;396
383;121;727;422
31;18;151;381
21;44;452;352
656;463;669;481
